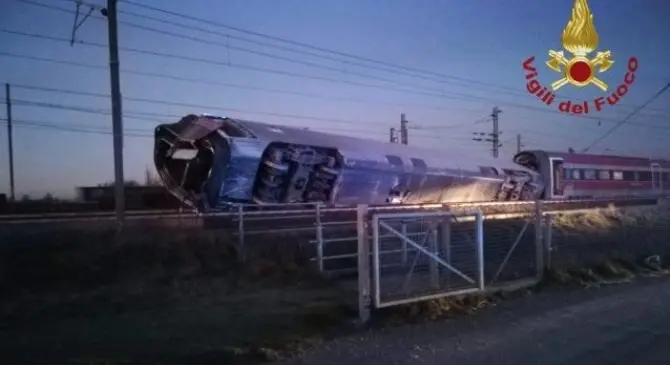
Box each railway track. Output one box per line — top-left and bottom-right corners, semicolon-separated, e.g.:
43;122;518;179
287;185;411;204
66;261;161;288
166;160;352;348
0;197;661;224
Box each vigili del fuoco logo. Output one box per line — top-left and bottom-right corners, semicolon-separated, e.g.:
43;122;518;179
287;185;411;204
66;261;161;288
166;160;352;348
522;0;638;115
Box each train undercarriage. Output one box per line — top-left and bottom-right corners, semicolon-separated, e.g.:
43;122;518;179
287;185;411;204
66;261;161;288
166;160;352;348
251;143;341;205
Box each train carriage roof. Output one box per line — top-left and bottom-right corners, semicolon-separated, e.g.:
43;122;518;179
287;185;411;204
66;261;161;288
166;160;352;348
517;149;670;168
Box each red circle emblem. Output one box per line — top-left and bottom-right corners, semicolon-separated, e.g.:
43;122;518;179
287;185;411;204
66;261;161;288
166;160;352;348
569;61;592;83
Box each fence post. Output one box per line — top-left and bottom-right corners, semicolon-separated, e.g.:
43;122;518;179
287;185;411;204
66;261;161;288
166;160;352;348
237;204;246;262
475;209;485;291
544;214;553;271
429;227;440;289
400;222;408;266
534;200;545;281
440;215;452;285
315;204;324;272
356;204;371;323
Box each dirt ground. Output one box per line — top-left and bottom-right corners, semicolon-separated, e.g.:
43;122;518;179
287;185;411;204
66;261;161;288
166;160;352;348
280;274;670;365
3;263;669;365
0;275;355;365
0;228;357;365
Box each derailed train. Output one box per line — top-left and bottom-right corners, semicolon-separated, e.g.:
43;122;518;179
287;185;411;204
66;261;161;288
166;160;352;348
154;114;668;211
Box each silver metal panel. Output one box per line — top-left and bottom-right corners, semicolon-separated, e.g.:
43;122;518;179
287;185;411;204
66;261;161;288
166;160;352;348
232;118;536;175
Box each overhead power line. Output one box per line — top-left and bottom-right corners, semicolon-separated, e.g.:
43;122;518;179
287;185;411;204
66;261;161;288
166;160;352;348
8;0;670;116
4;89;392;127
10;83;670;145
0;51;483;114
118;0;533;90
119;0;670;114
0;118;152;137
583;82;670;152
2;36;668;130
5;83;670;152
3;96;482;142
13;88;651;144
0;28;541;107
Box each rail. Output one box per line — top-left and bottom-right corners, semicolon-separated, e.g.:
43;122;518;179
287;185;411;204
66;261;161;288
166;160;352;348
0;197;659;222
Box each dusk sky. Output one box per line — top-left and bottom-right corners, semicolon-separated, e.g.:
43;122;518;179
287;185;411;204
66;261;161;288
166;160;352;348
1;0;669;198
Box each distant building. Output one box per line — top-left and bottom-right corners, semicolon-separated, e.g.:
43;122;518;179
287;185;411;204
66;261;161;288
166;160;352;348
75;185;183;210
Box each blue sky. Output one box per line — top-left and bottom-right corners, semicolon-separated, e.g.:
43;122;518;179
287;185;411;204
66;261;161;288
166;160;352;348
1;0;669;198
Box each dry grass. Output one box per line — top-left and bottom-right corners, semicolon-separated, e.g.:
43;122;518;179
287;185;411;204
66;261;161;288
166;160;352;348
1;204;669;364
551;205;670;231
0;226;352;364
546;205;670;269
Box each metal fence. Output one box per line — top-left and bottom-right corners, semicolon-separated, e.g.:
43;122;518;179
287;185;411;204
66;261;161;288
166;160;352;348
354;200;670;322
211;198;659;273
2;198;669;324
354;202;545;320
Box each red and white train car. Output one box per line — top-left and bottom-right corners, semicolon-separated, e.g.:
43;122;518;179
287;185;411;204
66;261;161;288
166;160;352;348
514;150;669;200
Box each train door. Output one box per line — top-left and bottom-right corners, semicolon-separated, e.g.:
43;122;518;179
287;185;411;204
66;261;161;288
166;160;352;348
549;157;565;198
651;163;662;192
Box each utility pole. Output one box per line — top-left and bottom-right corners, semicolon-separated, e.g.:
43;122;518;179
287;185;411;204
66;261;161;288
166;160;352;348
5;83;15;202
516;133;524;154
389;127;399;143
400;113;409;145
472;106;503;158
102;0;125;225
491;106;501;158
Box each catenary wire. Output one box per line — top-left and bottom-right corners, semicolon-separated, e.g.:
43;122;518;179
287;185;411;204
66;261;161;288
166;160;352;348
1;33;668;130
1;83;521;131
583;82;670;152
3;98;482;142
1;28;552;108
9;83;670;144
12;0;670;115
7;91;668;146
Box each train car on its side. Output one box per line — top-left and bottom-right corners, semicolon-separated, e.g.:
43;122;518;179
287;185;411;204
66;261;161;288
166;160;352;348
514;150;669;200
154;114;544;211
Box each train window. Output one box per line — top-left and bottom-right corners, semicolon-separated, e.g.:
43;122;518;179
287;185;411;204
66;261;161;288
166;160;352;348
638;171;652;181
623;171;636;181
663;172;669;182
571;169;581;180
612;171;624;180
564;168;572;180
598;170;611;180
584;169;597;180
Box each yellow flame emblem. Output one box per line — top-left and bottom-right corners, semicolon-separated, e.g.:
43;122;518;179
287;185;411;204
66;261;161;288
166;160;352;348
545;0;614;91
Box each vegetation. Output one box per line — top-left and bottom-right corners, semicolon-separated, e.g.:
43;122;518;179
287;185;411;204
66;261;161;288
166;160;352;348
0;205;669;364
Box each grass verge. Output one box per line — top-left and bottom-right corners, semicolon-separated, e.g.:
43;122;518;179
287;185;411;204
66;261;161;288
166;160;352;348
0;205;669;364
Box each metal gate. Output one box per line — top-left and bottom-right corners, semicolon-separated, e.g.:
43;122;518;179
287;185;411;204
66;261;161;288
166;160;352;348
355;204;545;321
369;209;485;308
484;212;542;287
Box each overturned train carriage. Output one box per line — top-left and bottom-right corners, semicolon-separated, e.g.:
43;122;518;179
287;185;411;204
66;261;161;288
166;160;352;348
154;114;545;211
